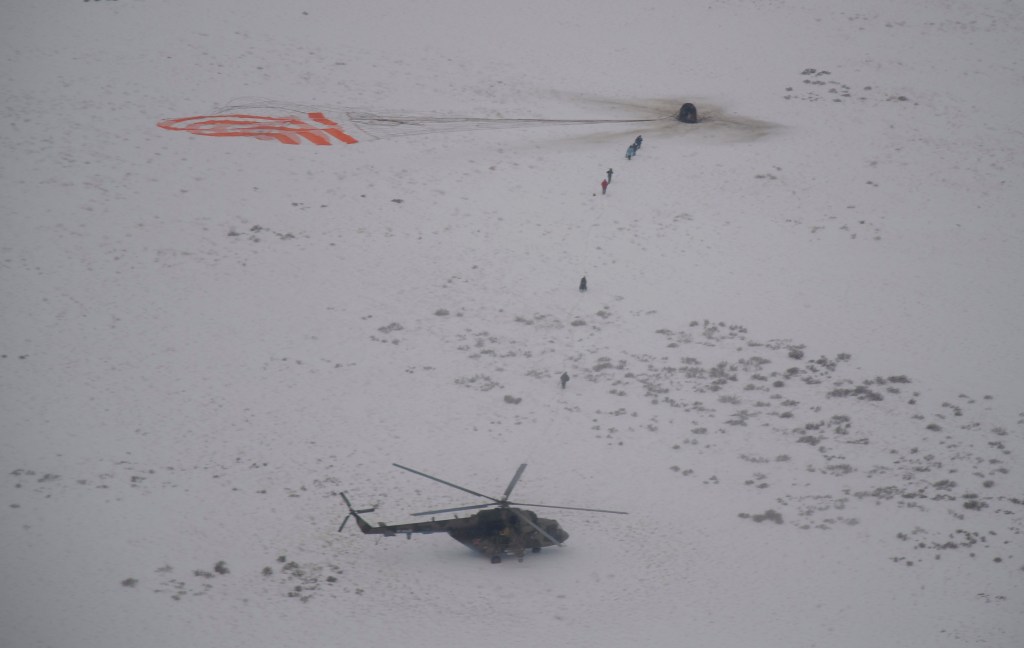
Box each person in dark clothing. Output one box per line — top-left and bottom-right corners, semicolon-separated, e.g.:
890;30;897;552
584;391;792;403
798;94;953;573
634;135;643;151
626;144;635;160
579;276;588;292
606;168;613;183
560;372;570;389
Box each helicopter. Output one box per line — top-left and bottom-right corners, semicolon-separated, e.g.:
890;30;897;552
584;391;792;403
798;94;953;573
339;463;627;563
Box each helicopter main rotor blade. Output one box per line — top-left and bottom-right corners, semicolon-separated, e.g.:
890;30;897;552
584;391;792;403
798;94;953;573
393;463;500;503
409;503;495;517
510;502;629;515
512;510;564;546
502;463;528;501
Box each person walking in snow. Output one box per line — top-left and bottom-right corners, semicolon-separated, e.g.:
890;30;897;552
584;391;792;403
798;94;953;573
606;168;613;184
601;178;608;195
634;135;643;151
560;372;570;389
579;276;588;292
626;144;635;160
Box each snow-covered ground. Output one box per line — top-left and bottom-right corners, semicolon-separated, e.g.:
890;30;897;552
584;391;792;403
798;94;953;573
2;1;1022;646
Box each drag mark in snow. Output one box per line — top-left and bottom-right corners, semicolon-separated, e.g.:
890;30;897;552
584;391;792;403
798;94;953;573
156;112;358;145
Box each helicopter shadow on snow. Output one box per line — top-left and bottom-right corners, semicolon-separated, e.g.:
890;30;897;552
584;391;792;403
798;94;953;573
430;542;570;568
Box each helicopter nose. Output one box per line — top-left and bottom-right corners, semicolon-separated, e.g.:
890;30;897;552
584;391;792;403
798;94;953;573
553;525;569;543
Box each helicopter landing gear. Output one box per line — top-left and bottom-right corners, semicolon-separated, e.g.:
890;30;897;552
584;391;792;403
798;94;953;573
490;555;502;564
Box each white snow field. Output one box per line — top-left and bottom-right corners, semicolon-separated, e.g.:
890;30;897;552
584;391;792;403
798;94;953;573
2;1;1022;646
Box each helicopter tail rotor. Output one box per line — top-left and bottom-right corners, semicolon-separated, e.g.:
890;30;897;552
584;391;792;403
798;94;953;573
338;492;377;533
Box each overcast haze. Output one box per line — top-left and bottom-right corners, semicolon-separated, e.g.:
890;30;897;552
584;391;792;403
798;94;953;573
2;1;1022;646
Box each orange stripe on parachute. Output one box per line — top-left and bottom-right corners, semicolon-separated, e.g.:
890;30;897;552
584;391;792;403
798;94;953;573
157;113;358;145
307;112;359;144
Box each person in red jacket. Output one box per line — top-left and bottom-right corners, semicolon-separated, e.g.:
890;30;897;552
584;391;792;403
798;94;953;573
601;178;608;194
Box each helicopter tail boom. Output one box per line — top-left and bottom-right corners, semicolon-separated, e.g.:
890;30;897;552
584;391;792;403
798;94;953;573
339;492;457;538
